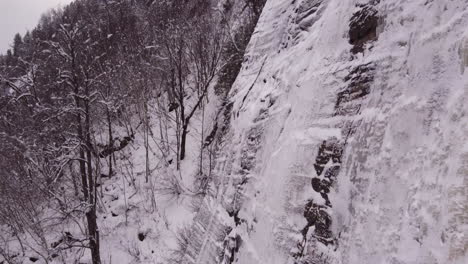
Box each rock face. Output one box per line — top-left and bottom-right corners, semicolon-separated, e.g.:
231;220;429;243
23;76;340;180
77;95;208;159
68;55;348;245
348;1;380;54
184;0;468;263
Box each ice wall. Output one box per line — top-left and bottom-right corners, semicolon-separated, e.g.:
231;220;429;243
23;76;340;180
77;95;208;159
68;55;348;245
186;1;468;263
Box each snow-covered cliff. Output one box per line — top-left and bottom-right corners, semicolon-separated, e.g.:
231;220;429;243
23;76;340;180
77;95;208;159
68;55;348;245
186;0;468;263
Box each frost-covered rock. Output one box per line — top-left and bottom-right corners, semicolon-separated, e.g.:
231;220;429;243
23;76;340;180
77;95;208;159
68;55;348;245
186;0;468;263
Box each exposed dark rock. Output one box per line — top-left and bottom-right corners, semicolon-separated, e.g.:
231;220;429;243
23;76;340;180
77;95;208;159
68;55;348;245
51;241;60;249
203;122;218;148
283;0;325;49
303;200;330;227
99;134;135;158
29;257;39;262
240;153;256;172
240;126;262;173
324;165;340;181
238;58;268;116
302;201;334;245
222;233;243;264
297;49;377;258
168;102;179;112
207;100;234;153
227;209;242;226
138;232;146;241
311;177;331;206
296;0;322;19
313;139;343;177
296;136;344;256
295;0;323;30
232;235;242;261
297;199;334;258
220;101;234;135
311;177;330;194
349;2;380;54
253;107;269;123
335;63;375;115
314;227;334;246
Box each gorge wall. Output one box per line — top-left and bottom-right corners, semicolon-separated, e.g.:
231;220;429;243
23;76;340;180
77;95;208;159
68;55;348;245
186;0;468;263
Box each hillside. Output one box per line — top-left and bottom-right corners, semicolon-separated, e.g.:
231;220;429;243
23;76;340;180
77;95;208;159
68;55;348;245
0;0;467;264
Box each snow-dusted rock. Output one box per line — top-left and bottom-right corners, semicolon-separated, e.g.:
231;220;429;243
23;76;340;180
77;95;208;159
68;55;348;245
185;0;468;263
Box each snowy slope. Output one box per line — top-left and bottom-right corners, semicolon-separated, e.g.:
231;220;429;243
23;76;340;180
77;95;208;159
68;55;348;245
185;0;468;263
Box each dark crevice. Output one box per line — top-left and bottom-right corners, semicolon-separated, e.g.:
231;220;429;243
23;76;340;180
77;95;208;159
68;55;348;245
138;232;146;242
203;122;218;148
237;57;268;117
227;209;242;226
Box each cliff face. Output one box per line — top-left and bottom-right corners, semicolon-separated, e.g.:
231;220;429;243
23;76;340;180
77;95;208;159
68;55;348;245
187;0;468;263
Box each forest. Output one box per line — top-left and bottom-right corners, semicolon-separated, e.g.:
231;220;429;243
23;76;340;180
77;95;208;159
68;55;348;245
0;0;265;263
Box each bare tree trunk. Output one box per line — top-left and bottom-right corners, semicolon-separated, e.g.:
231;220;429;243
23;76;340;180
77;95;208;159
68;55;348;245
199;101;205;175
144;101;150;183
75;92;100;264
69;162;79;197
180;123;188;161
84;89;101;264
178;86;186;162
107;108;113;179
180;90;207;161
76;100;89;203
175;108;181;170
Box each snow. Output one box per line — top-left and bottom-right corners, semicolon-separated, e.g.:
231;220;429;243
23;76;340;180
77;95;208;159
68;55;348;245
2;0;467;263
